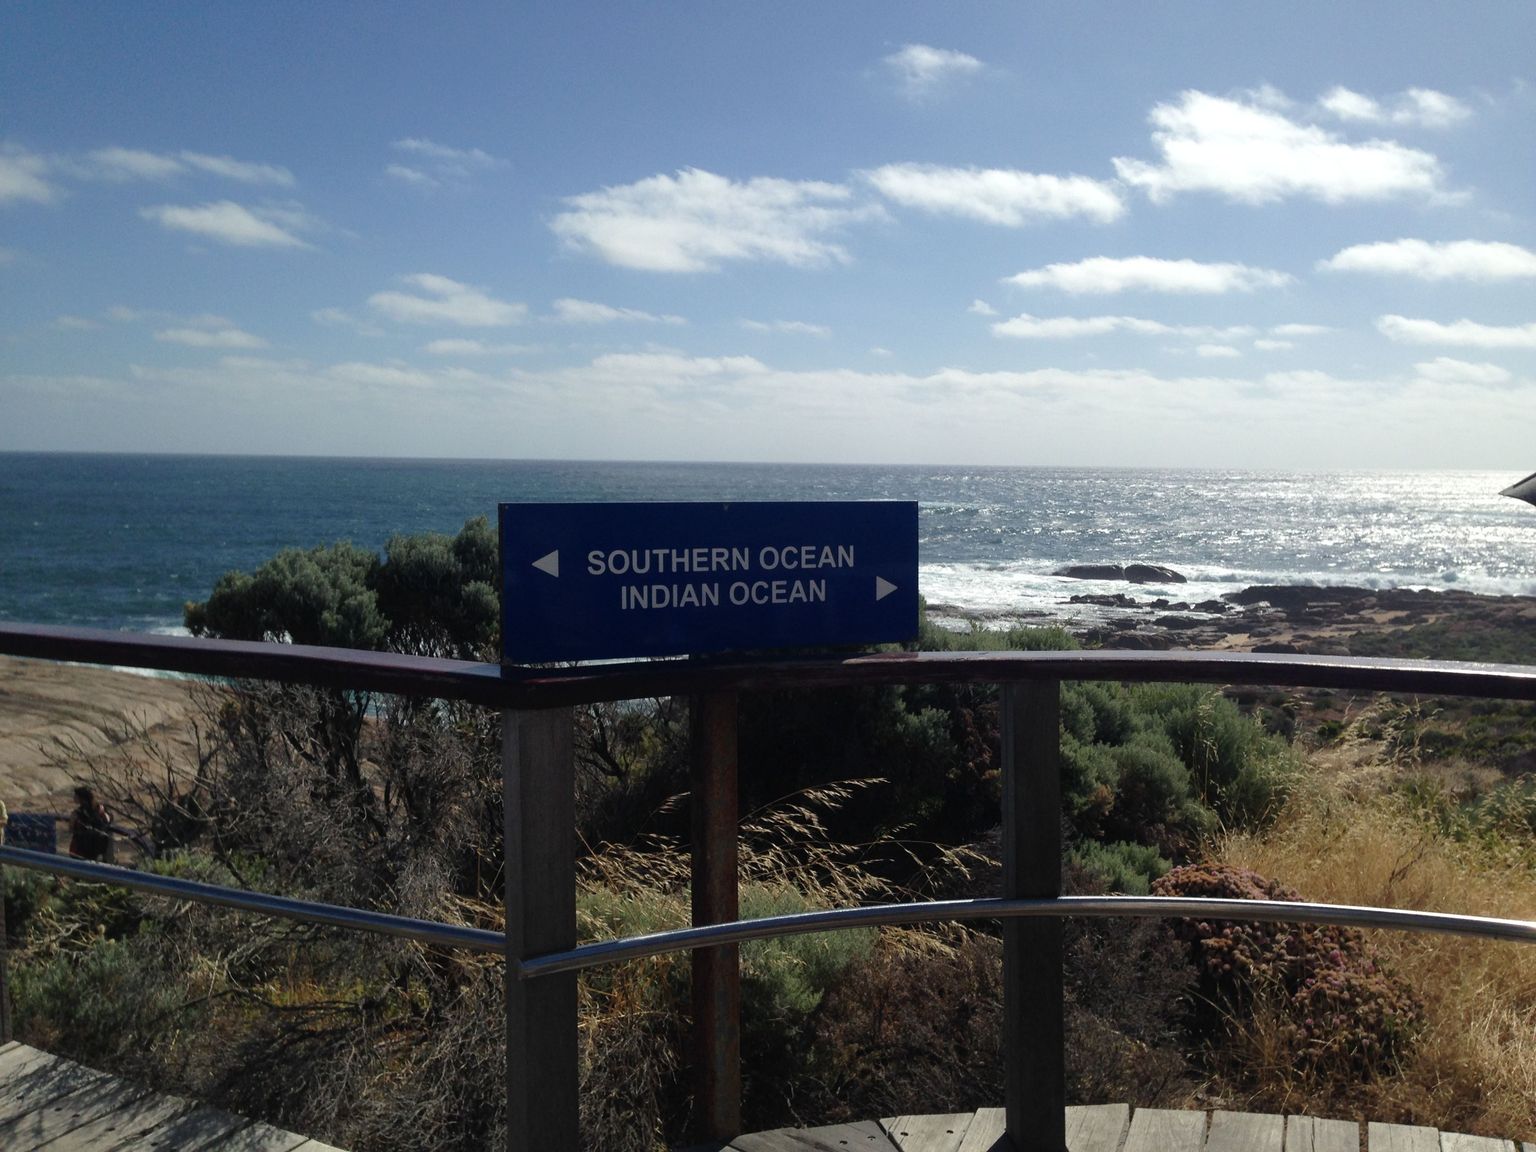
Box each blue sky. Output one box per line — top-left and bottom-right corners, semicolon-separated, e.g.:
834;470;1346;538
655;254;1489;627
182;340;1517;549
3;3;1533;467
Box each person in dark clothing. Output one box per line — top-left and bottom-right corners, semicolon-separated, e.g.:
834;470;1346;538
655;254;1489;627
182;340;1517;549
68;785;114;862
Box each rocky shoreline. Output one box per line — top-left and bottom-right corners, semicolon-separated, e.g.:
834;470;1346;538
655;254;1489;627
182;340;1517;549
934;583;1536;660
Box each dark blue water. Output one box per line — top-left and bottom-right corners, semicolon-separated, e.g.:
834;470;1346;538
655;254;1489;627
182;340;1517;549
2;453;1532;633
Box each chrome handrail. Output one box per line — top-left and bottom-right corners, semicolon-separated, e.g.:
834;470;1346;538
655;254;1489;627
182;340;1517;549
6;846;1533;981
0;846;504;953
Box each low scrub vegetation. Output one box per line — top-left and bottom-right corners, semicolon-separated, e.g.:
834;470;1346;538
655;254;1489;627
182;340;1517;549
8;528;1533;1147
1215;748;1536;1135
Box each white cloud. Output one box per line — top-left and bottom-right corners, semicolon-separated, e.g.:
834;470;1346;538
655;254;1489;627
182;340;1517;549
140;200;311;248
86;147;185;181
588;352;769;379
992;312;1255;340
423;338;534;356
1414;357;1513;385
368;273;527;326
1378;315;1536;348
550;168;880;272
1253;339;1293;351
968;299;998;317
386;164;438;188
392;138;501;168
551;298;685;325
1004;256;1293;294
1270;323;1333;337
1113;90;1449;204
740;319;832;337
869;347;894;358
1318;86;1472;130
72;147;293;186
862;163;1124;225
311;307;384;336
882;44;982;98
0;146;57;205
154;326;267;349
1195;344;1242;359
53;315;99;330
327;361;437;389
1319;239;1536;281
179;152;294;186
387;138;504;186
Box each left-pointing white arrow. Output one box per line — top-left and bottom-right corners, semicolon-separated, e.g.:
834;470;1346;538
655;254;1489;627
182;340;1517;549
532;550;560;578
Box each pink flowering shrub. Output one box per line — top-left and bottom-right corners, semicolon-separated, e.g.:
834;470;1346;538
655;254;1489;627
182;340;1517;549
1152;863;1421;1079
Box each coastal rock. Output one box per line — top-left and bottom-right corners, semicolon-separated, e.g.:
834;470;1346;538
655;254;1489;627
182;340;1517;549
1125;564;1187;584
1154;615;1206;630
1054;563;1187;584
1055;564;1128;581
1224;585;1370;609
1068;593;1139;608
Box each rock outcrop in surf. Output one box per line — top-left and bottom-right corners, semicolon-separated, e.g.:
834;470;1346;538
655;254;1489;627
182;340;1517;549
1053;563;1187;584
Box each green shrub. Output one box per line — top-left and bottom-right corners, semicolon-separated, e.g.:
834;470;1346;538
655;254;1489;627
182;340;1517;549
1071;840;1171;895
4;868;57;944
13;935;188;1063
739;883;876;1019
1133;684;1295;828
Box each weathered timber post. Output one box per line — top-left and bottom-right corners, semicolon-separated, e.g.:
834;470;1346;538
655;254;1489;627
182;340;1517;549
0;861;10;1044
1001;680;1065;1152
504;708;579;1150
690;689;742;1139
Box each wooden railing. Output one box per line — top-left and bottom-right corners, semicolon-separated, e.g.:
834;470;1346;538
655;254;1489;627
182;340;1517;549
3;622;1536;1151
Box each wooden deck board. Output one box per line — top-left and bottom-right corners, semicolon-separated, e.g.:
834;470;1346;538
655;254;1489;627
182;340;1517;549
192;1121;314;1152
1121;1107;1205;1152
0;1074;152;1149
1206;1110;1284;1152
0;1045;338;1151
953;1107;1004;1152
1285;1115;1360;1152
1368;1122;1441;1152
696;1107;1532;1152
881;1113;974;1152
0;1048;110;1127
1066;1103;1130;1152
1441;1135;1516;1152
731;1119;899;1151
135;1104;252;1150
32;1089;195;1150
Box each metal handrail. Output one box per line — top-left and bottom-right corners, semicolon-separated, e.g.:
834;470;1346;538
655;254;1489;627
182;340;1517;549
0;846;505;953
6;846;1533;981
519;895;1536;977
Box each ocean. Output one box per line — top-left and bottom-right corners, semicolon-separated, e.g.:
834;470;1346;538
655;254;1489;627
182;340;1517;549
1;453;1533;636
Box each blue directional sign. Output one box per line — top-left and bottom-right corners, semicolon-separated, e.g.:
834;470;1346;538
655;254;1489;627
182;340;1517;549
499;501;918;663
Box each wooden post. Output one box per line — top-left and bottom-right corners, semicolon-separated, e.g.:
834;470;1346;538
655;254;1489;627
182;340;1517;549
504;708;579;1151
690;689;742;1139
0;858;10;1044
1001;680;1065;1152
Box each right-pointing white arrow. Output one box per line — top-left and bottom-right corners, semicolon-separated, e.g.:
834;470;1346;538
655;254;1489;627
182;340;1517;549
532;550;560;578
875;576;897;601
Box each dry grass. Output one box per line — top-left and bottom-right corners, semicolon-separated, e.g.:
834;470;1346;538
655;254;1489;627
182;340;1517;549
1214;760;1536;1138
